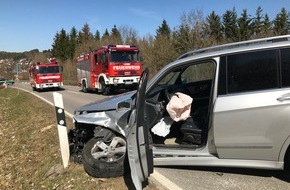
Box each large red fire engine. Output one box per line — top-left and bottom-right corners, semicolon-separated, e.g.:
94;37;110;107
29;58;63;91
76;45;142;95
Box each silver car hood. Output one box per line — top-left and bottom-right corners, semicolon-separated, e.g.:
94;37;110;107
75;91;136;113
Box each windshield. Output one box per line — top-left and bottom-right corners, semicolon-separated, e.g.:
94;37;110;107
110;51;139;63
38;66;60;74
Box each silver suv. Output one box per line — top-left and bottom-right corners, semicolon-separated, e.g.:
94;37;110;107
70;35;290;189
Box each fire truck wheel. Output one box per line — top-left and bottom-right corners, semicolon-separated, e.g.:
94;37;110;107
82;136;127;178
101;81;110;95
81;81;88;93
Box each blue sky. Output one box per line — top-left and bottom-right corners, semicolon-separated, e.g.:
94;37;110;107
0;0;289;52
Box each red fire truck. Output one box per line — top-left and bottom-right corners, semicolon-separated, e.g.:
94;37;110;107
29;58;63;91
76;45;142;95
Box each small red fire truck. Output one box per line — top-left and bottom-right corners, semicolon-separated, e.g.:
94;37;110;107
29;58;63;91
76;45;142;95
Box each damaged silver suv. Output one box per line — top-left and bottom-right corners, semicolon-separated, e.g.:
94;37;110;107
70;35;290;188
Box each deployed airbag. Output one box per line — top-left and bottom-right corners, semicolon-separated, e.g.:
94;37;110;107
166;92;193;122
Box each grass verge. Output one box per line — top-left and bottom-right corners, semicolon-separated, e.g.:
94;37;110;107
0;87;159;190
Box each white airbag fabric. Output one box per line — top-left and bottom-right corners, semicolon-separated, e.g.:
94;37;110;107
166;92;193;122
151;116;174;137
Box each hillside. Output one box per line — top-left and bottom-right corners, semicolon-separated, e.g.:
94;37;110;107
0;49;52;80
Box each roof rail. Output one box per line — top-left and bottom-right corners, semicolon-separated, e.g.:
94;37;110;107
177;35;290;60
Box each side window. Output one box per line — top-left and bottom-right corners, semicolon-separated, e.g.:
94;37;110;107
281;48;290;87
181;62;215;84
227;50;278;93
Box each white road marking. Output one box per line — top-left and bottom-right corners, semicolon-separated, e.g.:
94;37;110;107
151;170;183;190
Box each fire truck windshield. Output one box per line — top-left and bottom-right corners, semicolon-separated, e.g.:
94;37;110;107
38;66;60;74
110;51;139;63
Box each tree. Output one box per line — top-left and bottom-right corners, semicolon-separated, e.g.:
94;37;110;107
101;28;110;44
69;27;78;59
222;8;240;42
51;29;70;62
102;28;110;38
261;13;273;37
118;25;138;45
152;20;176;72
110;25;122;44
156;19;171;39
206;11;223;43
273;8;290;35
238;9;252;41
79;23;93;43
173;10;208;54
253;6;263;36
95;29;100;41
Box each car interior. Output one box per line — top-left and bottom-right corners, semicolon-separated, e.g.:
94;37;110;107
144;61;216;148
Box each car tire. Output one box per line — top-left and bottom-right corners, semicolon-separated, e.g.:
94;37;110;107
82;135;126;178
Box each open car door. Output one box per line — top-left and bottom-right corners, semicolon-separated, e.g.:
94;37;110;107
127;68;154;190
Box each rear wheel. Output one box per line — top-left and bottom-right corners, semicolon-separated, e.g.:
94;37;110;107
82;135;127;178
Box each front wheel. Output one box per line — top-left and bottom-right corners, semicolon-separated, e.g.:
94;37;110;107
101;80;111;95
81;81;88;93
82;135;127;178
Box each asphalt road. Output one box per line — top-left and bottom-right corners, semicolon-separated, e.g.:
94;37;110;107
12;82;290;190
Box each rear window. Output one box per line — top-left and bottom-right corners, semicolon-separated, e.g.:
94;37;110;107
227;50;279;93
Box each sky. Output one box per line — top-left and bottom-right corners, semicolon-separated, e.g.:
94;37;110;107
0;0;289;52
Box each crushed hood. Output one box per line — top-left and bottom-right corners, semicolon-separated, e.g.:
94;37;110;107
74;91;136;113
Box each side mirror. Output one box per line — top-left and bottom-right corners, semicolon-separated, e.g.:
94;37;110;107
116;98;132;112
60;66;63;72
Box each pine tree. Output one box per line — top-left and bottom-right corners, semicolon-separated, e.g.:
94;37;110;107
253;6;263;36
273;8;290;35
222;8;240;42
206;11;223;42
238;9;252;41
69;27;78;60
51;32;60;58
103;29;110;37
95;30;100;41
111;25;122;44
51;29;70;61
101;28;110;45
262;13;273;37
80;23;92;43
156;19;171;39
